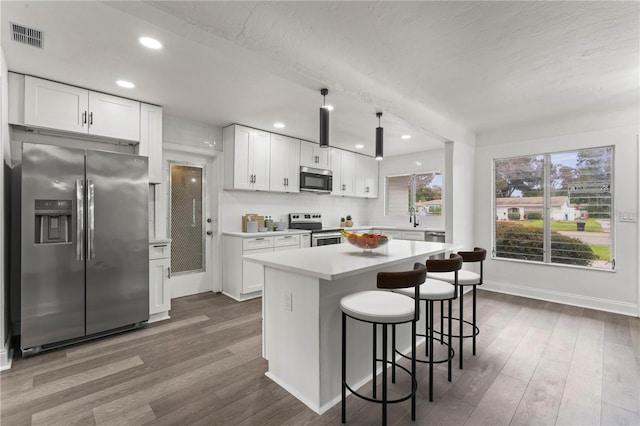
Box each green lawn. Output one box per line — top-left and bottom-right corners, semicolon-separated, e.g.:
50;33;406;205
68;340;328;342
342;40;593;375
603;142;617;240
525;219;602;232
590;245;611;261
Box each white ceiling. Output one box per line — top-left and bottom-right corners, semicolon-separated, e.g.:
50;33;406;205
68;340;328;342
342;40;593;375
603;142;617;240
2;1;638;158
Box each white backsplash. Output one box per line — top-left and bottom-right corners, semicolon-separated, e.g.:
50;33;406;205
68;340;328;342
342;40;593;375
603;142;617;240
221;190;374;232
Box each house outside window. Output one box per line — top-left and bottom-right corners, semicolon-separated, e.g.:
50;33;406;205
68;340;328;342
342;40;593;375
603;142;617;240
386;172;442;216
493;146;614;270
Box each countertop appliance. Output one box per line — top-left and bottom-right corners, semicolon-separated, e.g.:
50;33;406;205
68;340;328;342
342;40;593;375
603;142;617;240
13;143;149;355
299;166;332;194
288;213;343;246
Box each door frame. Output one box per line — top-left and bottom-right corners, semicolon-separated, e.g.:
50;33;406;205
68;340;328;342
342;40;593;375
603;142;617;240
162;143;222;295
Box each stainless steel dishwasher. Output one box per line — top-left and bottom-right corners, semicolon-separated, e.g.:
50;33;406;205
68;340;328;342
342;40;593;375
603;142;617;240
425;231;446;259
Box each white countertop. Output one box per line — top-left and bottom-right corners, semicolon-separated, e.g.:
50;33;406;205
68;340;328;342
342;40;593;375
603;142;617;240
222;229;311;237
347;225;445;233
243;240;459;281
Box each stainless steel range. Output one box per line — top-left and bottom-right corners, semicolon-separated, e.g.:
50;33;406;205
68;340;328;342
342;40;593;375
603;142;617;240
288;213;343;246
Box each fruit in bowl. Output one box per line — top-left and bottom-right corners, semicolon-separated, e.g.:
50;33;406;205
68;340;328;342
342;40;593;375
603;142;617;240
341;230;389;250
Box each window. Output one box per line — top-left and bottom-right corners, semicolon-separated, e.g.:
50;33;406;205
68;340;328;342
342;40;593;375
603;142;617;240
494;146;613;270
386;171;442;216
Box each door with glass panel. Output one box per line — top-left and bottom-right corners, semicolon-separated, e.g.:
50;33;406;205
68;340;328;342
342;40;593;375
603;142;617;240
167;155;216;298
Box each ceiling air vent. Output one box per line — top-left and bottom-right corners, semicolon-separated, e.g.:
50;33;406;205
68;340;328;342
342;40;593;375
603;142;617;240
10;22;44;49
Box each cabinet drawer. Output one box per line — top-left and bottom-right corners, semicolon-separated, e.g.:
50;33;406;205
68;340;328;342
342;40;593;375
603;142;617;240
401;231;425;241
149;243;171;260
274;234;300;247
384;230;402;239
243;236;274;251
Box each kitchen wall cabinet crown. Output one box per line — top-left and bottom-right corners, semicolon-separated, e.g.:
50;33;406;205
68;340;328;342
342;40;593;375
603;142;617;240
330;148;356;196
300;140;331;169
224;124;271;191
269;133;300;193
22;75;141;141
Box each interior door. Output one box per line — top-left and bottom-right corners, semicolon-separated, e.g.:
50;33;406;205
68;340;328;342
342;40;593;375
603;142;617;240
166;151;217;298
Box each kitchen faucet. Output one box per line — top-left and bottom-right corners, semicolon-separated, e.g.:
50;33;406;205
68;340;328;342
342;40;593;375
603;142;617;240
409;207;419;228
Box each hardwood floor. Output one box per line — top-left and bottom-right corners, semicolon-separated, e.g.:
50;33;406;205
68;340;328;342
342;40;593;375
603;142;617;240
1;290;639;425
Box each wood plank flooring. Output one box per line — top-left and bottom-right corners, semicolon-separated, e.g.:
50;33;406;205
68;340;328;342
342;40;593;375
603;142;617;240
1;290;639;425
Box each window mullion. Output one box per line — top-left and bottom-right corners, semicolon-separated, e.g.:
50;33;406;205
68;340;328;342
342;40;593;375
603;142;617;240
543;154;552;263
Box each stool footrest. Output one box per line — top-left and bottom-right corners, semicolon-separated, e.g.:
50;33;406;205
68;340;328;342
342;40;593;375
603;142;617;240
432;316;480;339
345;360;417;405
394;334;454;365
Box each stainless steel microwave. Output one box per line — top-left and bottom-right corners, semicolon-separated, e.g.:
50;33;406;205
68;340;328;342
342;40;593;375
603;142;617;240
300;166;332;193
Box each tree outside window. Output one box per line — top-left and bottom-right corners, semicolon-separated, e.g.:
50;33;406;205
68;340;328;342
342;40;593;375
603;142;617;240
494;146;613;270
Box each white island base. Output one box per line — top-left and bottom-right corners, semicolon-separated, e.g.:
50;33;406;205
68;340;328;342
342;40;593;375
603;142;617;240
245;240;459;414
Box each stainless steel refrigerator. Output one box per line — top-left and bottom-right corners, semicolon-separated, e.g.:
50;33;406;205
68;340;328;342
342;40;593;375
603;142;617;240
15;142;149;355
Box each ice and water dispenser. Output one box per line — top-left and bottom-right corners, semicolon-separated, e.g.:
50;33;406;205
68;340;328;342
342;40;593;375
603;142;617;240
34;200;72;244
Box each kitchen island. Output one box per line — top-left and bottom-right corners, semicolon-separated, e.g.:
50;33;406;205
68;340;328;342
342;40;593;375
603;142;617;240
243;239;459;414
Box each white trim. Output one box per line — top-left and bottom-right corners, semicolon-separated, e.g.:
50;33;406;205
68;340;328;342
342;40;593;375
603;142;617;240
163;142;220;157
1;340;13;371
148;311;170;324
483;280;638;317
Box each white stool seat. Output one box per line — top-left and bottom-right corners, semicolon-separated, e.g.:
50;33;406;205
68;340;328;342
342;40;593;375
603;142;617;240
427;270;480;286
341;290;415;323
395;278;455;300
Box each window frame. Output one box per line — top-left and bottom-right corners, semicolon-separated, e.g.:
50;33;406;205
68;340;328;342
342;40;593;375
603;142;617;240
492;146;615;271
385;170;443;217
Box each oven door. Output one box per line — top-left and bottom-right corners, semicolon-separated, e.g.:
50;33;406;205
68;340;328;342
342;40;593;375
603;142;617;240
312;233;343;247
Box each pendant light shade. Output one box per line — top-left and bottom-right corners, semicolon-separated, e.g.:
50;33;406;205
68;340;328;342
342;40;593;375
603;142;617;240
375;112;383;160
319;88;329;148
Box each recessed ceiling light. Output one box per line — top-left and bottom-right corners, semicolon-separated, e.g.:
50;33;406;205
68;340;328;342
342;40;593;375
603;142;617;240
415;161;422;166
139;37;162;50
323;105;334;111
401;135;411;140
355;144;364;149
116;80;135;89
274;122;285;129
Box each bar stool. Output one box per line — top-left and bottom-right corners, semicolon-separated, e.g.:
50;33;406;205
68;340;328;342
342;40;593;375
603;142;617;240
341;263;426;425
393;254;462;402
427;247;486;369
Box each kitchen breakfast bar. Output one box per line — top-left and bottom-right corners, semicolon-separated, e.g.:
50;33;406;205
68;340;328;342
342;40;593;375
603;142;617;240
243;240;459;414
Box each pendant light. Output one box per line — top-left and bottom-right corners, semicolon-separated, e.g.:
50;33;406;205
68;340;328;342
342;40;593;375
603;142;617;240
375;112;384;160
319;88;329;148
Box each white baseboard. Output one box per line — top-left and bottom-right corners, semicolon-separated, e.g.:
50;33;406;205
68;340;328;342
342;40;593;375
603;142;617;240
148;311;171;324
483;280;638;317
1;339;13;371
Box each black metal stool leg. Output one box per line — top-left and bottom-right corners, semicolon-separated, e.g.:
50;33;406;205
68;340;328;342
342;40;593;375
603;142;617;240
411;317;416;421
392;324;396;383
425;300;429;356
459;288;464;370
472;285;477;356
429;300;434;402
382;324;388;426
440;300;444;345
372;323;377;399
342;312;347;423
448;300;452;382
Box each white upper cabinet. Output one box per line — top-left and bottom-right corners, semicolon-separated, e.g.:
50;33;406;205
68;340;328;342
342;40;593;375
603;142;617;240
139;103;163;184
23;76;141;141
87;91;140;141
270;134;300;193
224;125;271;191
331;148;356;196
24;76;88;134
355;155;379;198
300;140;330;169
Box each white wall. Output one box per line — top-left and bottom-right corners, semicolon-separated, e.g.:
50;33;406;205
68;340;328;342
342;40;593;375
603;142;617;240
1;47;12;370
475;116;639;316
368;148;446;229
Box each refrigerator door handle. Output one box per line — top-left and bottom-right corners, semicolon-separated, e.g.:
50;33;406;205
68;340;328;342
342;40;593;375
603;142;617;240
87;179;95;259
76;179;84;261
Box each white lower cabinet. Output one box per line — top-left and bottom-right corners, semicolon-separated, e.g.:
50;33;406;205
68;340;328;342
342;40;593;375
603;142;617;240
223;233;307;301
149;242;171;323
400;231;426;241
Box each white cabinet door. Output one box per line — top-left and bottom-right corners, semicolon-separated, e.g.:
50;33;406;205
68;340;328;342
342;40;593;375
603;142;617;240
300;140;330;169
242;247;272;293
385;230;402;239
331;148;355;196
300;234;311;248
149;258;170;315
139;103;163;184
250;129;271;191
401;231;426;241
356;155;379;198
88;91;140;141
24;76;89;133
269;134;300;192
232;125;253;190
